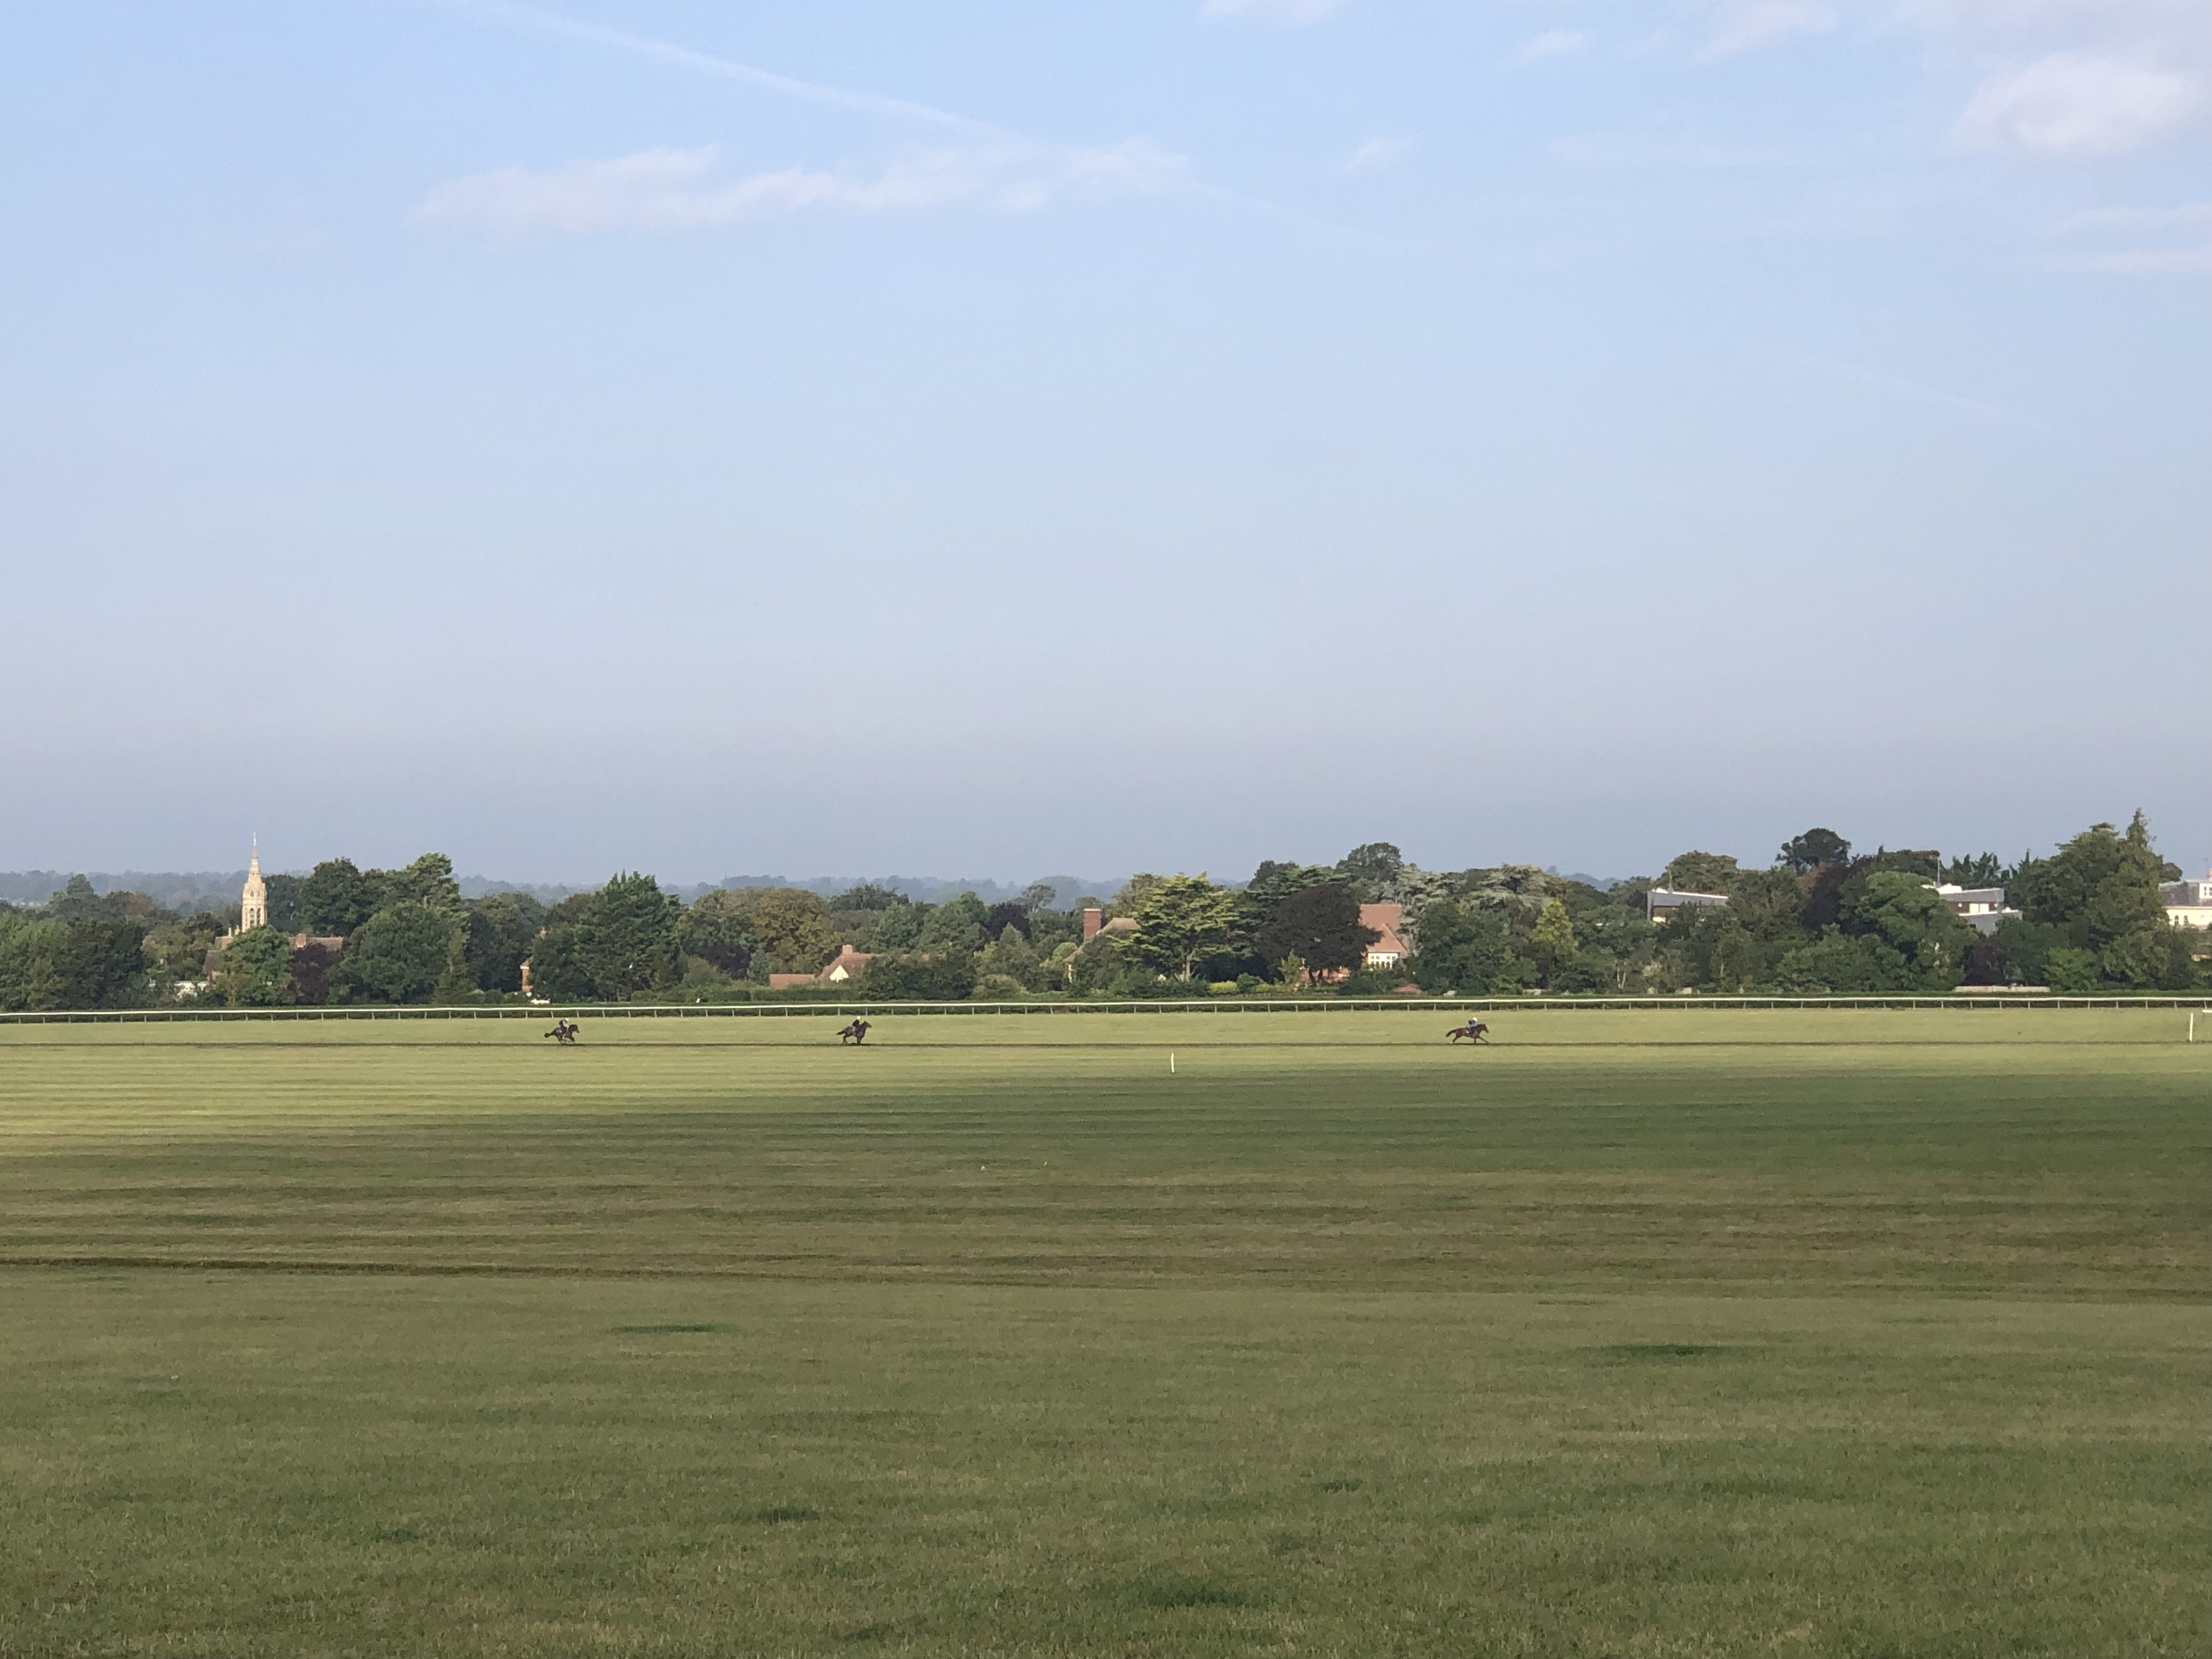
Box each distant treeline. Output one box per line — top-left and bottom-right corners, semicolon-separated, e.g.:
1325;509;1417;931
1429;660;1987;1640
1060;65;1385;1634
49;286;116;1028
1;817;2203;1013
0;870;1116;915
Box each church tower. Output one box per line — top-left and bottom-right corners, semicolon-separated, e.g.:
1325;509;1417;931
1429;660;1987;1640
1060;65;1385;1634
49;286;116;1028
240;844;268;931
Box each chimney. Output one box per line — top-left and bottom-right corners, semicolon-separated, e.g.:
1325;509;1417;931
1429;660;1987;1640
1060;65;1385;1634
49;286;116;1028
1082;906;1103;943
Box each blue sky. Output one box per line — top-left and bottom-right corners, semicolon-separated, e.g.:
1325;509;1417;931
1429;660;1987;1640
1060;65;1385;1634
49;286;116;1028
3;1;2207;884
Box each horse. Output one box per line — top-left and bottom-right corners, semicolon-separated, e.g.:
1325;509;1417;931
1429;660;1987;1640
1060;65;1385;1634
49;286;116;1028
838;1018;872;1046
544;1019;579;1045
1447;1018;1489;1044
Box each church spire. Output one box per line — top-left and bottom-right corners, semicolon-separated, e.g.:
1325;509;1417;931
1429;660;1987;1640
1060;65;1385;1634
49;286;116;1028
240;840;268;931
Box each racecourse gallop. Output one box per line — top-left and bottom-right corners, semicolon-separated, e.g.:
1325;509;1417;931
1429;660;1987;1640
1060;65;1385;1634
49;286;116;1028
544;1019;580;1045
838;1019;872;1046
1448;1018;1489;1044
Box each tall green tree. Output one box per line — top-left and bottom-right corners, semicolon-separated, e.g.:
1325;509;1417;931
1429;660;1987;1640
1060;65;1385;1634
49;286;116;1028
571;873;681;1001
745;888;841;972
340;905;451;1003
1253;882;1375;984
1778;829;1851;873
1334;842;1404;900
1131;874;1239;980
214;926;296;1007
263;873;305;933
917;892;989;955
300;859;379;936
1841;871;1972;988
678;889;758;978
380;853;466;926
464;893;544;993
2011;814;2179;968
1530;899;1578;986
1409;898;1512;995
1661;851;1740;894
526;895;594;1001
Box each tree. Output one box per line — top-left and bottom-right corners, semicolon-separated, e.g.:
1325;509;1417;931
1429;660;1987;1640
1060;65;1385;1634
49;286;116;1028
2011;815;2179;974
1335;843;1404;900
263;873;305;934
340;905;451;1003
1662;851;1740;894
978;924;1042;989
1778;829;1851;874
1253;882;1376;983
917;892;989;955
857;952;977;1001
301;859;379;936
1961;936;2009;986
1775;931;1918;994
1841;871;1971;988
464;893;544;993
745;888;842;970
1018;881;1062;914
678;889;756;979
1530;899;1578;987
1942;853;2004;888
983;901;1032;940
2101;926;2194;991
1243;861;1334;912
381;853;466;926
526;897;594;1001
867;902;926;951
143;911;228;992
49;875;107;921
432;930;478;1004
1131;874;1239;980
1409;898;1512;995
289;940;340;1005
828;884;907;912
214;926;296;1007
571;873;680;1000
47;917;151;1008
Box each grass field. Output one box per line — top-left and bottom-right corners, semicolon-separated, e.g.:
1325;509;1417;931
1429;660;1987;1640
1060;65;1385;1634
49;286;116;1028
2;1009;2207;1656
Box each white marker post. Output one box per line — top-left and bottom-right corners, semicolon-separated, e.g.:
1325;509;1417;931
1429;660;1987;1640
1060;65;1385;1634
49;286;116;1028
1170;1052;1176;1073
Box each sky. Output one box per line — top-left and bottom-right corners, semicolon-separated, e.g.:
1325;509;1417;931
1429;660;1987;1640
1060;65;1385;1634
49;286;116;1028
2;0;2207;885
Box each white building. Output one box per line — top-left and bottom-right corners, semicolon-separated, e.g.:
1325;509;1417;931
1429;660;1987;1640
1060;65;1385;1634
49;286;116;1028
2163;871;2212;932
1645;888;1729;925
1933;883;2019;937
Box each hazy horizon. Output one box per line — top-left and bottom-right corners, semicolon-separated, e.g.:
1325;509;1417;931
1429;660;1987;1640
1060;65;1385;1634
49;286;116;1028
4;3;2205;879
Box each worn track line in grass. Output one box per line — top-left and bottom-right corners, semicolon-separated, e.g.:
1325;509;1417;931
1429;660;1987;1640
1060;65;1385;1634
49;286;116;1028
1;1037;2193;1050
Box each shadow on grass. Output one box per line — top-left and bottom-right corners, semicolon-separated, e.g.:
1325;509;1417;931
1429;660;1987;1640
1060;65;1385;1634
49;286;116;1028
1115;1577;1261;1610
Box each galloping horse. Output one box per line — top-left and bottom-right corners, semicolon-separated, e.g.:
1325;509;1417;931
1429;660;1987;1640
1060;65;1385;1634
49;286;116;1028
838;1018;872;1046
544;1018;580;1046
1447;1018;1489;1044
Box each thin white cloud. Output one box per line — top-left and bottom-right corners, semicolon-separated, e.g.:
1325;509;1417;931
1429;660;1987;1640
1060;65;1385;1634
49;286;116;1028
2047;201;2212;272
1951;53;2205;154
1512;29;1592;64
1698;0;1838;59
418;143;1188;234
1333;135;1414;173
2072;244;2212;270
451;0;1000;133
1803;355;2050;430
1551;132;1795;168
2055;201;2212;232
1201;0;1348;24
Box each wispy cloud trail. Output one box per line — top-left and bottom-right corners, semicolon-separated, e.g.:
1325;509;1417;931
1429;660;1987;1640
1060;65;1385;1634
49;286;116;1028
1803;356;2050;433
450;0;1007;135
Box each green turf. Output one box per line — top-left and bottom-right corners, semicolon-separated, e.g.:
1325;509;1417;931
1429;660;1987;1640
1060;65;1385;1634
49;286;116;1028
2;1011;2207;1656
